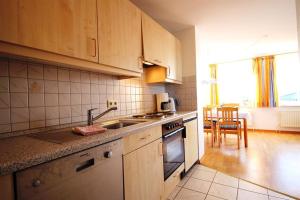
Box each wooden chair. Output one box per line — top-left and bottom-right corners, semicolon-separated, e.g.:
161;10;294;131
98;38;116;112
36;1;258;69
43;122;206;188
217;107;242;149
221;103;242;140
203;106;216;147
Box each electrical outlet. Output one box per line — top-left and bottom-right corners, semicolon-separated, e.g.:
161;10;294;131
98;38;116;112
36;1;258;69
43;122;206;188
107;100;118;109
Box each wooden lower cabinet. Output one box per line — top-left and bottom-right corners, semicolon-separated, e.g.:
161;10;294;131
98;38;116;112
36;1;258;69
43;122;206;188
0;174;14;200
163;164;184;199
184;117;199;171
123;138;164;200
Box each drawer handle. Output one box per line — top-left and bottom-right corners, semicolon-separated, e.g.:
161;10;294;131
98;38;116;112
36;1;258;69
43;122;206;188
32;179;41;187
76;158;95;172
140;134;151;140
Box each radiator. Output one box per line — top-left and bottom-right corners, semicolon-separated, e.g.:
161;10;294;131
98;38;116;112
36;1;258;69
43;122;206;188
280;111;300;128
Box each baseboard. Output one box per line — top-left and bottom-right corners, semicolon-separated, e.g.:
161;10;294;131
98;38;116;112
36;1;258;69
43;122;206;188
247;128;300;134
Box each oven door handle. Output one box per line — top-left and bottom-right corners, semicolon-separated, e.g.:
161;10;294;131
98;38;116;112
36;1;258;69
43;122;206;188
163;127;185;139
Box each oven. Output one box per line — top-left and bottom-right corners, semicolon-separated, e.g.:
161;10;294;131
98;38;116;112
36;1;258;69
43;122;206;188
162;118;185;180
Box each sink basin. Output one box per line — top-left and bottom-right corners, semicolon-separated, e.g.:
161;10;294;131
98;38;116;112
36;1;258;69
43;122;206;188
101;120;146;129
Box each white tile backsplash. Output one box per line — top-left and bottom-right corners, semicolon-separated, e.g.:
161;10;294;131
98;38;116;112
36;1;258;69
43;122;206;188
28;63;43;79
0;58;164;137
9;60;27;78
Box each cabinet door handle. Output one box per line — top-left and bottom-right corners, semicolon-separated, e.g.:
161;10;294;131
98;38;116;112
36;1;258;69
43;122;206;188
88;37;97;57
138;56;143;69
76;158;95;172
139;134;151;140
158;141;163;156
154;59;162;63
167;66;171;76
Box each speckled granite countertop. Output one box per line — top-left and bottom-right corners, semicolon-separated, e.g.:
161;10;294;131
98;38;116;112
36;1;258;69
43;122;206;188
0;111;197;176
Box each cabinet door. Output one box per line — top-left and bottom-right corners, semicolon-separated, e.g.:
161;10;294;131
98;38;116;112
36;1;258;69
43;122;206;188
184;119;199;171
98;0;142;72
166;33;177;80
124;138;164;200
142;13;169;67
0;0;98;62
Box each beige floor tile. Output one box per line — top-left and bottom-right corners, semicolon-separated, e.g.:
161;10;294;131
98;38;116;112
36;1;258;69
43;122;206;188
168;186;181;200
239;180;268;195
192;169;216;182
178;175;190;187
213;172;238;188
237;189;268;200
196;165;217;173
268;190;295;200
184;177;211;194
268;196;295;200
208;183;237;200
185;167;196;177
205;195;224;200
175;188;206;200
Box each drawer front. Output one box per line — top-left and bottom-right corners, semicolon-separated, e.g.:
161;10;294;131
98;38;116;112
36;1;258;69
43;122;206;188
163;164;184;199
123;125;162;155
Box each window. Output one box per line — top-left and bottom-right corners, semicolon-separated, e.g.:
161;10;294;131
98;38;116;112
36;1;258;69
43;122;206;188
217;59;255;107
276;53;300;106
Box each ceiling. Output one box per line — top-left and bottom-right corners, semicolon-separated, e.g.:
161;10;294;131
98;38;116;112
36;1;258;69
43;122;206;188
131;0;298;63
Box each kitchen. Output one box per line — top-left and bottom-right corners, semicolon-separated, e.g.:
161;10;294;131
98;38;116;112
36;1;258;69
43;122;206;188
0;0;200;199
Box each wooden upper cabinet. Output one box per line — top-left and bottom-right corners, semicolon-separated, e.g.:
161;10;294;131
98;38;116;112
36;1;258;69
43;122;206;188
98;0;143;73
0;0;98;62
166;33;177;80
175;38;183;82
142;13;170;67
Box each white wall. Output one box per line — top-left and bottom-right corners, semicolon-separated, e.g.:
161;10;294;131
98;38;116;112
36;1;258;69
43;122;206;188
175;27;205;159
296;0;300;57
175;27;197;77
249;107;300;132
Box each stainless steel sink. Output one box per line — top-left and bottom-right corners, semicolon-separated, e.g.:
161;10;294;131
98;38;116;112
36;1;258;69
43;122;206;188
101;120;146;129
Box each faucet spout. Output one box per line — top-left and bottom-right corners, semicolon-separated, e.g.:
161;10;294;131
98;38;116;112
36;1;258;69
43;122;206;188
87;107;118;125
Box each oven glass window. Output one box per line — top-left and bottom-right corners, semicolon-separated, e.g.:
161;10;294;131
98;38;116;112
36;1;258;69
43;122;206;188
163;130;184;180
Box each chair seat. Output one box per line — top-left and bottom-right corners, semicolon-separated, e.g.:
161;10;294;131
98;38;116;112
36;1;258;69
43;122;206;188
219;124;240;130
204;125;212;129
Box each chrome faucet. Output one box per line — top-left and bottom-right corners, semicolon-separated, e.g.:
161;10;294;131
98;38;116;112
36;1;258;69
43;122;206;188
87;107;118;125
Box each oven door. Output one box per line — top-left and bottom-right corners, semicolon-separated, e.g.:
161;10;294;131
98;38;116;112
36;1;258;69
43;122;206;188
162;127;185;180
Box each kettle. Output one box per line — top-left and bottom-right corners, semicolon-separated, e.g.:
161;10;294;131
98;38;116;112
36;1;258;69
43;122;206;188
168;97;176;112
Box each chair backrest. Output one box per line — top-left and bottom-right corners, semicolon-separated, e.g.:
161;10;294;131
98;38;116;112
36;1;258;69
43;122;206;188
203;106;213;125
221;103;239;108
217;106;239;125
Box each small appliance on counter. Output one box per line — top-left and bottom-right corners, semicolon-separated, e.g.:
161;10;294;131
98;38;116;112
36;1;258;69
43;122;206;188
168;97;176;112
156;93;178;113
156;93;170;112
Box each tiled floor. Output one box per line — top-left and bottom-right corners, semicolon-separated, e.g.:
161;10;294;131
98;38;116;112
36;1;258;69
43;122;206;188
168;164;296;200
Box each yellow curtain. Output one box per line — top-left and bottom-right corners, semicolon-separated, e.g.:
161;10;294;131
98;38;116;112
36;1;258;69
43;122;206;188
209;64;219;106
253;56;278;107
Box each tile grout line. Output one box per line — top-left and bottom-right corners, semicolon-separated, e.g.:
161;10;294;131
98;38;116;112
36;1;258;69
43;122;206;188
236;178;239;200
204;168;217;199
